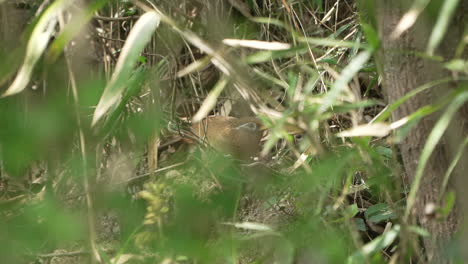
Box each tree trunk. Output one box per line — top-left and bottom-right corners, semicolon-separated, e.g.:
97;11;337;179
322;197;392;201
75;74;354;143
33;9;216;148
374;1;467;262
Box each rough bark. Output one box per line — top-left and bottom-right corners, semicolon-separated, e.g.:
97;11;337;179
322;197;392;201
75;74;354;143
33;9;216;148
374;1;467;263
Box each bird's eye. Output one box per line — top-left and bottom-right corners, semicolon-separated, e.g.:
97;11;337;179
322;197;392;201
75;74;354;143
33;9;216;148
235;122;257;131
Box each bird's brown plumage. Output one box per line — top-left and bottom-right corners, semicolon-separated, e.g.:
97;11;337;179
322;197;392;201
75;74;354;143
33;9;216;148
190;116;264;160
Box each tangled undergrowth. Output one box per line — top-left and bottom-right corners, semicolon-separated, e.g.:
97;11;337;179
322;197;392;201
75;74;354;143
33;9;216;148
0;1;410;263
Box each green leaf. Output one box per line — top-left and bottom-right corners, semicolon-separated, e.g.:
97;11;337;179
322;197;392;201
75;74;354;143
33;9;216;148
405;89;468;220
47;0;108;61
318;50;372;114
444;59;467;72
365;203;396;223
355;218;367;232
344;203;360;219
298;36;363;49
407;225;430;237
337;123;391;138
245;45;310;64
374;78;453;123
440;136;468;197
360;23;379;50
2;0;72;97
192;76;230;122
92;11;161;126
427;0;461;55
348;225;400;263
375;146;393;159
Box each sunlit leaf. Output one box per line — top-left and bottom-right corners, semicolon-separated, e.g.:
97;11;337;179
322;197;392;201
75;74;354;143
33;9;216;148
223;221;276;232
92;11;161;126
192;76;229;123
298;37;363;49
444;59;467;72
2;0;72;97
246;45;309;64
111;254;137;264
337;123;391;138
318;50;372;113
407;225;430;237
176;56;211;78
48;0;108;61
223;39;291;50
348;225;400;263
343;203;360;219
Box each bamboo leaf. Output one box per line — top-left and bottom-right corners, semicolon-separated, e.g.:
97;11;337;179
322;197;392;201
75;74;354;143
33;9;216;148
318;50;372;113
348;225;400;263
404;89;468;220
2;0;71;97
427;0;460;55
337;123;391;138
48;0;108;61
92;11;160;126
192;76;229;123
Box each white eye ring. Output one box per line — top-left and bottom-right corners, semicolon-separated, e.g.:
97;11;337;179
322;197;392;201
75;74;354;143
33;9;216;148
235;122;257;131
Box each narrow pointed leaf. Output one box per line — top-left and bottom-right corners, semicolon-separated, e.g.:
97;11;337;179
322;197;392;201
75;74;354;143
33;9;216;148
427;0;460;55
2;0;71;97
405;89;468;220
92;11;160;126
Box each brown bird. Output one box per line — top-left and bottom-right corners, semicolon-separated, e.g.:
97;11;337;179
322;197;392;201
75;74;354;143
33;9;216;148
190;116;265;160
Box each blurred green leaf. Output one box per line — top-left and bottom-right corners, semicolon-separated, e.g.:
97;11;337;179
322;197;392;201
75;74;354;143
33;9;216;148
440;136;468;198
374;78;453;123
245;45;309;64
319;50;372;114
355;218;367;232
444;59;467;72
407;225;430;237
299;36;364;49
192;76;230;122
365;203;396;223
427;0;460;55
438;191;456;219
347;225;400;263
375;146;393;159
48;0;108;61
405;88;468;220
224;222;276;233
343;203;360;219
360;23;379;50
389;0;431;39
2;0;72;97
337;122;391;138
